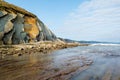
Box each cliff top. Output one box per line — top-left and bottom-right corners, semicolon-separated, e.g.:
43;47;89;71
0;1;36;17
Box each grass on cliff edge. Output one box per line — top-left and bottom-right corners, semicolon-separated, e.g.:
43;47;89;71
0;1;36;17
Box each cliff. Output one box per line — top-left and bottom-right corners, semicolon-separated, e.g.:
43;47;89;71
0;1;57;45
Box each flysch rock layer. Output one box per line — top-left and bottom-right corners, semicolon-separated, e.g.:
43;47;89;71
0;1;57;45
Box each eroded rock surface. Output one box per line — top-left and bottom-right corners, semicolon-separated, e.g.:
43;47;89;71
0;1;57;45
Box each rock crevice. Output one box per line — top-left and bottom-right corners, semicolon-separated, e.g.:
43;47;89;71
0;1;57;45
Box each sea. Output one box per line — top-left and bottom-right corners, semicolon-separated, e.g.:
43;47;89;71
0;43;120;80
70;43;120;80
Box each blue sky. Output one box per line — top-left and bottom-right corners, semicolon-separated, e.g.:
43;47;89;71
6;0;120;42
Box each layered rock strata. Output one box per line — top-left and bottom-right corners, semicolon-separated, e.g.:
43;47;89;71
0;1;57;45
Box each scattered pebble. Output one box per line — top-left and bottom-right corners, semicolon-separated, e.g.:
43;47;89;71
0;41;82;57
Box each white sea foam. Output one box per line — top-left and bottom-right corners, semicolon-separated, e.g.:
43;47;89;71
90;43;120;46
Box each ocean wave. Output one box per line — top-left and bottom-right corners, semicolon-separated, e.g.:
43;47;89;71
90;43;120;46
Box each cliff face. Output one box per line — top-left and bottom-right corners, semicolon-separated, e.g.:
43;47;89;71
0;1;57;45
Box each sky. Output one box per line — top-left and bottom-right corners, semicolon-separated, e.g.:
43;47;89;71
6;0;120;42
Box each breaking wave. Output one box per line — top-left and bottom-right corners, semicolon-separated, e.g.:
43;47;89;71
90;43;120;46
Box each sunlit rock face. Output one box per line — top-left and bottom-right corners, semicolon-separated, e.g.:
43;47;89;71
0;1;57;45
24;17;39;42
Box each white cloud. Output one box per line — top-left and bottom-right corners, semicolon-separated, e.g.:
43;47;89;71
57;0;120;42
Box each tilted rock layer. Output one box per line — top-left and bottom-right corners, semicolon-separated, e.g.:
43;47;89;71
0;1;57;45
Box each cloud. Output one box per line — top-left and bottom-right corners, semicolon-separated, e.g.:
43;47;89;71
57;0;120;42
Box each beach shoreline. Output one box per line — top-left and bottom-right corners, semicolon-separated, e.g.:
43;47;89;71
0;41;89;57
